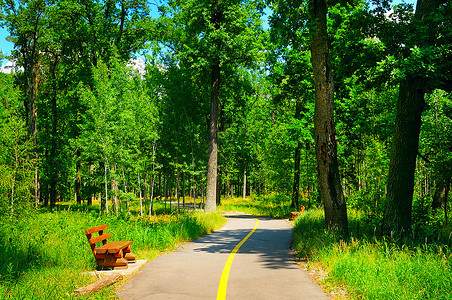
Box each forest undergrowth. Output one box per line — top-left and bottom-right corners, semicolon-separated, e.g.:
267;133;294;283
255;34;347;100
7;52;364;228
0;204;226;299
293;209;452;299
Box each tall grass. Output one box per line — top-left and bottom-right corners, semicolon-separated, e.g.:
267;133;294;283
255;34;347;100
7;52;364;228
293;208;452;299
0;209;226;299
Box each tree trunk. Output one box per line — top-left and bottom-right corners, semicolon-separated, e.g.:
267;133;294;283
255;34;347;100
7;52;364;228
103;158;109;213
88;164;94;206
149;176;154;216
291;141;301;209
25;56;39;206
75;158;82;204
310;0;348;236
149;141;156;216
206;2;222;212
176;167;180;212
138;172;143;216
242;169;247;200
217;168;222;206
432;177;450;210
382;0;439;236
383;80;424;236
206;62;220;212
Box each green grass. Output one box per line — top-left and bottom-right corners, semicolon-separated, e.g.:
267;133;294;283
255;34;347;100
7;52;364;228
293;208;452;299
218;194;293;218
0;208;226;299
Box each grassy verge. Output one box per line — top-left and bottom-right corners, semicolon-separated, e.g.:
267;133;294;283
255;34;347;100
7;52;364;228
0;208;226;299
293;208;452;299
218;194;293;218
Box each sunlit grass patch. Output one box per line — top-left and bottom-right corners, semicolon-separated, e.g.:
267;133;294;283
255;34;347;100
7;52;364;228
293;208;452;299
0;209;226;299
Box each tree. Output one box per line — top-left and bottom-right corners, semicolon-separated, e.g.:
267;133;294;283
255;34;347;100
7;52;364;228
157;0;264;211
382;0;451;236
78;58;158;214
309;0;348;235
269;0;315;208
0;73;35;217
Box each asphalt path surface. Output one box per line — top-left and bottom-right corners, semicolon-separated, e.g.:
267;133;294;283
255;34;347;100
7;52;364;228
116;212;330;300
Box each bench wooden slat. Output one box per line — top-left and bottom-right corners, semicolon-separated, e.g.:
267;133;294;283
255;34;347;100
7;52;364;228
95;241;132;254
89;233;111;245
85;224;108;235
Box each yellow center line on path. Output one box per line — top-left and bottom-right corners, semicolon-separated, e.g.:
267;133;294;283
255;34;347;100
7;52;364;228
216;218;259;300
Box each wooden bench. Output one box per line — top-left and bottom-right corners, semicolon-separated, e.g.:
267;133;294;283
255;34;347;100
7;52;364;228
289;205;305;221
85;224;136;270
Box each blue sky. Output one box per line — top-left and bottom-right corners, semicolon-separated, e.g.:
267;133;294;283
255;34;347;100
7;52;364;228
0;0;417;66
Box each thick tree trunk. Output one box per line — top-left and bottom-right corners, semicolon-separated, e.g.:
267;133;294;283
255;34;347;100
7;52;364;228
383;80;424;236
382;0;439;236
206;62;220;212
310;0;348;236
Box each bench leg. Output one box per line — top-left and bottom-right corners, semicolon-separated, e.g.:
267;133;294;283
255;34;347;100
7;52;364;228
96;255;129;270
124;252;136;263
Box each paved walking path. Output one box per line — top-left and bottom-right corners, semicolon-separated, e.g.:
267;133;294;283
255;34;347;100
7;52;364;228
116;213;330;299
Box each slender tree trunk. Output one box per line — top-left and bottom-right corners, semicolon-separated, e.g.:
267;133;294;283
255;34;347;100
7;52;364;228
242;169;247;200
217;168;222;205
382;0;439;236
291;142;301;209
144;175;148;215
75;158;82;204
103;159;109;213
11;150;17;218
432;177;450;210
26;59;39;206
149;175;155;216
149;141;156;216
180;171;184;209
206;62;220;211
310;0;348;236
176;167;180;212
88;164;94;206
138;172;143;216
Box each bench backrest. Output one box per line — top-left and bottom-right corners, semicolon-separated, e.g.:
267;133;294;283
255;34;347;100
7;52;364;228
85;224;111;254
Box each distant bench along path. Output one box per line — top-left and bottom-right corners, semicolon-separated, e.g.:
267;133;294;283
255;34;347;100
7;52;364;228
116;213;330;300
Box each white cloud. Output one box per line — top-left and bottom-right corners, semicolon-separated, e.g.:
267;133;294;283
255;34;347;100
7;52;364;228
0;60;22;74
